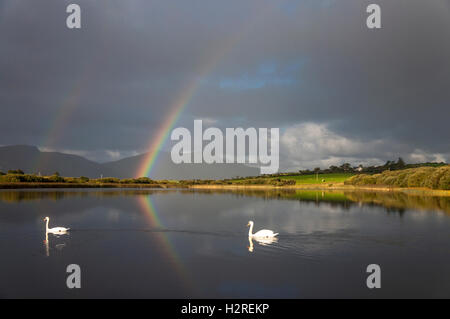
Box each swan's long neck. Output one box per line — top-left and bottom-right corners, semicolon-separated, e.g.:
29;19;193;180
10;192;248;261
248;223;254;237
45;219;49;231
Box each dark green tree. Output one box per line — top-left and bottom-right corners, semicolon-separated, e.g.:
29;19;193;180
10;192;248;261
397;157;405;168
8;169;24;175
79;176;89;183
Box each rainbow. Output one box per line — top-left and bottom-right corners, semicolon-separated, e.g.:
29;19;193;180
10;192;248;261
135;3;278;178
134;45;233;178
40;45;103;151
34;78;87;173
29;2;279;178
137;194;193;290
34;53;98;173
42;80;86;149
135;79;200;178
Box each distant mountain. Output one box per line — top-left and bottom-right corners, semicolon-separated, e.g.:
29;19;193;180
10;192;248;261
0;145;259;179
104;151;260;180
0;145;114;178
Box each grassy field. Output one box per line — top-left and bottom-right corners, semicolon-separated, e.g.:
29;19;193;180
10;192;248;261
272;173;354;184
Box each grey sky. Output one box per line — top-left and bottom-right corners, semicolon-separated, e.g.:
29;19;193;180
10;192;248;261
1;0;449;169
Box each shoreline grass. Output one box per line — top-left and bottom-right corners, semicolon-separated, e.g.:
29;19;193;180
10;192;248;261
0;182;183;189
1;166;448;194
345;165;450;190
1;181;449;197
189;183;450;196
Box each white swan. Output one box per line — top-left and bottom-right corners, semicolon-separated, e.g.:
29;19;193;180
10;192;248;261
247;221;278;238
44;217;70;234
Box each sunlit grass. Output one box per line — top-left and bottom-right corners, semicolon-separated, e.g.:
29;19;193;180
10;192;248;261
272;173;354;184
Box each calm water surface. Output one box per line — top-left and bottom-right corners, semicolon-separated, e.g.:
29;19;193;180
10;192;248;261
0;189;449;298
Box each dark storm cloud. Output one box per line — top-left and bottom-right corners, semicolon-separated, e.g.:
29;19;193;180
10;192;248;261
0;0;449;167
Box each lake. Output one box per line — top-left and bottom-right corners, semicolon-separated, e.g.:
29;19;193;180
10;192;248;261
0;188;449;298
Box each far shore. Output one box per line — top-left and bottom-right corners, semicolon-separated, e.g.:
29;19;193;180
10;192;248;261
1;182;449;196
0;182;183;189
190;183;450;196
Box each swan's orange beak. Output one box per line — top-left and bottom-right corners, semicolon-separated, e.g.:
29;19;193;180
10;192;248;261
247;222;250;227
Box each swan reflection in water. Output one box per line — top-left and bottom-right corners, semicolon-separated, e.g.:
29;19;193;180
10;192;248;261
43;217;69;257
43;230;68;256
248;236;278;252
